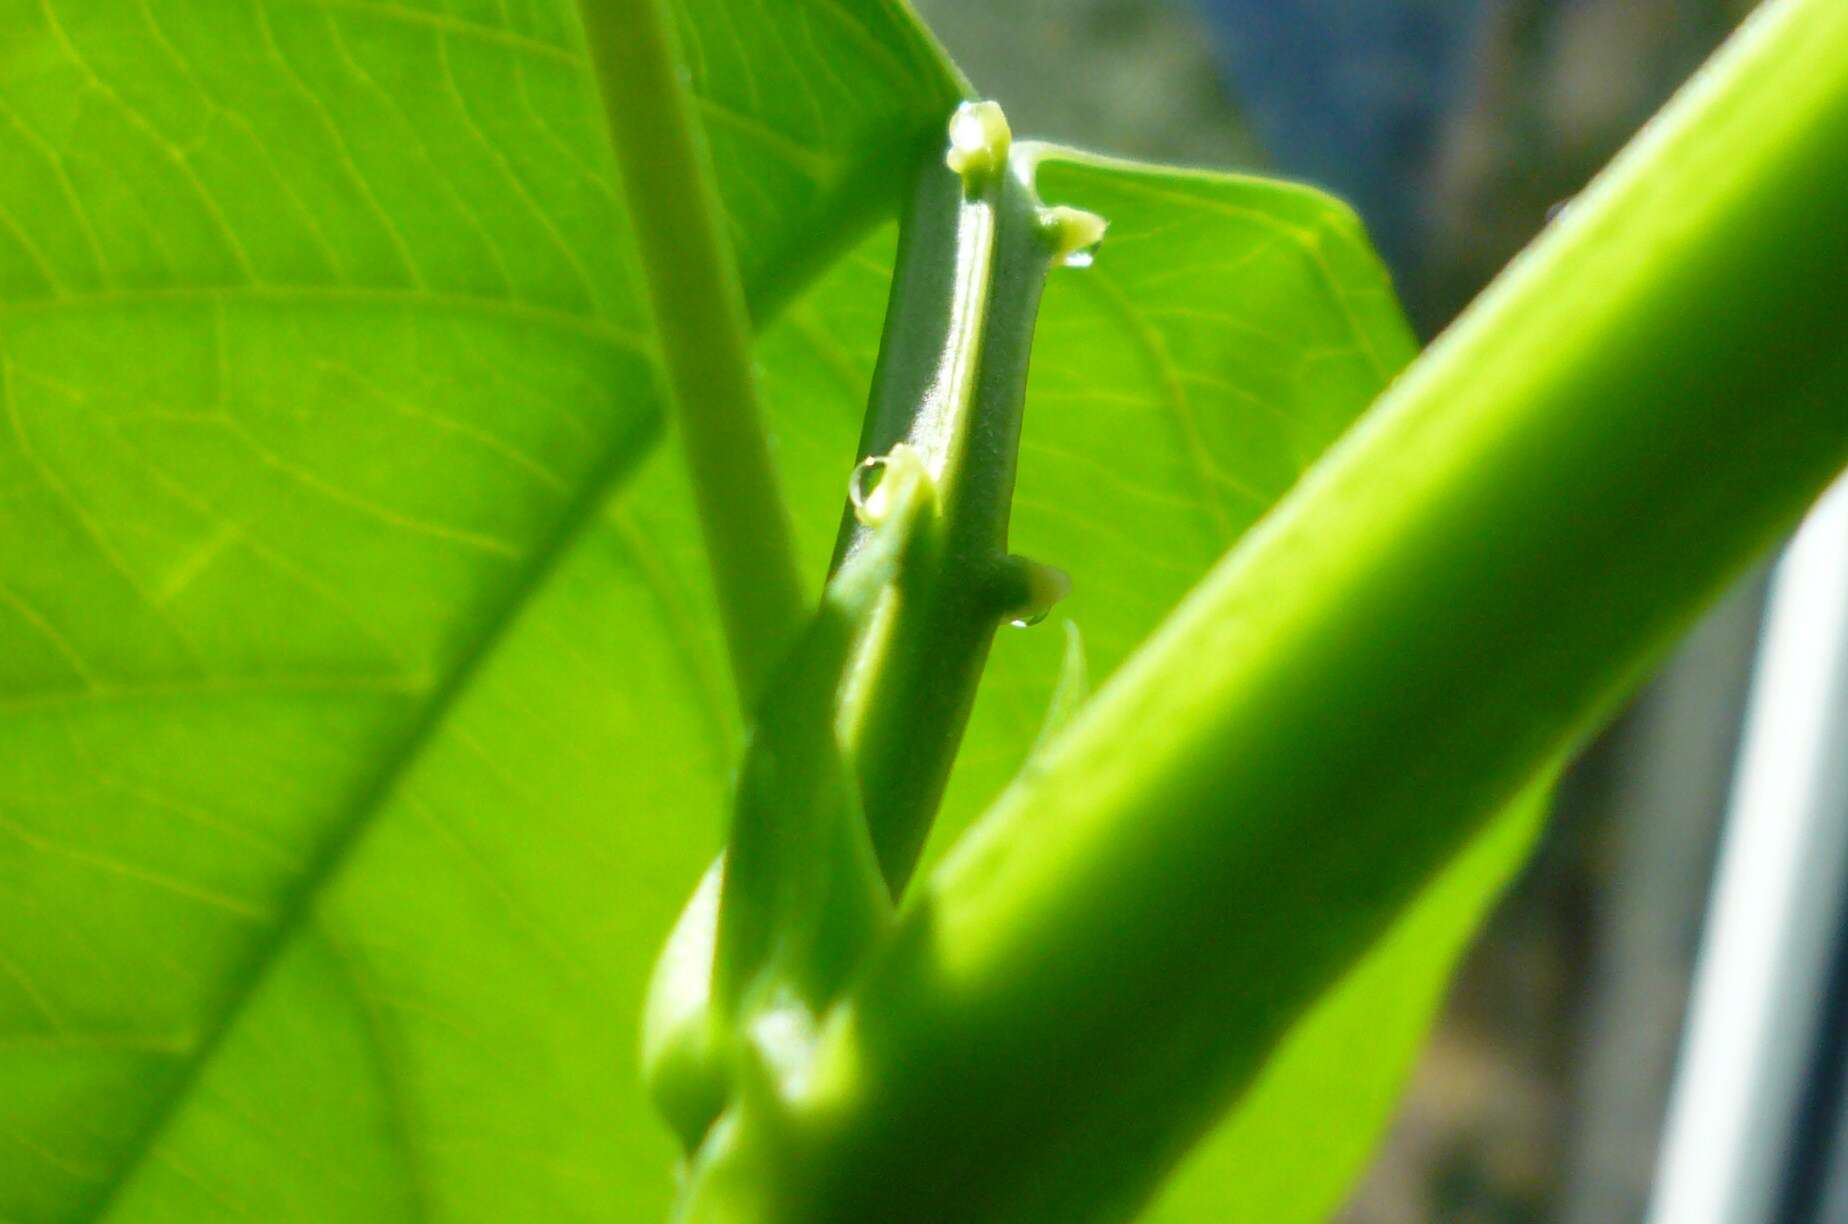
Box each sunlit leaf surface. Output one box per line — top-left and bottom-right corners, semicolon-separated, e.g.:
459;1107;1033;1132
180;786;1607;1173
0;3;954;1218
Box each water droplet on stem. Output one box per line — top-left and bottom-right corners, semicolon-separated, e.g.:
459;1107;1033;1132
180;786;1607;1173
849;456;891;526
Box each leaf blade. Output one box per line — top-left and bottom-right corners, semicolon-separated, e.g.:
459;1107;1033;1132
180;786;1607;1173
0;2;958;1218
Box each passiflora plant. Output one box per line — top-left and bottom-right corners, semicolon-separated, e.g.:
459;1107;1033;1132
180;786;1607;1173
0;0;1844;1220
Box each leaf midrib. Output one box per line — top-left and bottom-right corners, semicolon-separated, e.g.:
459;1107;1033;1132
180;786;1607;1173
76;397;664;1220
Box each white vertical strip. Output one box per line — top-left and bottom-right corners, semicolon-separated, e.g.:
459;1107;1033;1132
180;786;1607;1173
1648;475;1848;1224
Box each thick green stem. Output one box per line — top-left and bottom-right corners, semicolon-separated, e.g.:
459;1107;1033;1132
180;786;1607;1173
577;0;807;708
680;0;1848;1216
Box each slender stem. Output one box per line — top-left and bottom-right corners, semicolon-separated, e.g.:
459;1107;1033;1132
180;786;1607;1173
833;117;1081;888
640;105;1086;1152
680;0;1848;1216
577;0;807;707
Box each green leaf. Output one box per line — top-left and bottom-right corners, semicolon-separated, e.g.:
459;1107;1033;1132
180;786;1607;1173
0;2;955;1219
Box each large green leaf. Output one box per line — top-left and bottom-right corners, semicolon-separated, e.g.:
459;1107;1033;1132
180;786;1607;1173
0;2;1534;1220
0;2;955;1219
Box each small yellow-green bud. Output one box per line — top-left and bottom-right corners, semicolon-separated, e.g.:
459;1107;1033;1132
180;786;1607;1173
945;100;1012;188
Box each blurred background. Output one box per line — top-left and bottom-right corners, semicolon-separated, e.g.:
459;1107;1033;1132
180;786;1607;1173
907;1;1837;1220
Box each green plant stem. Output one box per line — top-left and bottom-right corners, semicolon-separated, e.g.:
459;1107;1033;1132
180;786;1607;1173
680;0;1848;1216
640;108;1082;1152
641;455;932;1153
577;0;807;708
830;131;1062;888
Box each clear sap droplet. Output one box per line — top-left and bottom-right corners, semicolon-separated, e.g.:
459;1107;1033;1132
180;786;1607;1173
1008;609;1051;629
849;456;890;526
1059;246;1097;269
1547;196;1574;223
